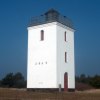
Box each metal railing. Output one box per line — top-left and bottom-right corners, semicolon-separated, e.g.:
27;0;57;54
29;14;74;29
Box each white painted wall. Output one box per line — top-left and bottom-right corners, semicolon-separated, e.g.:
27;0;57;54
27;23;57;88
27;22;75;89
56;23;75;89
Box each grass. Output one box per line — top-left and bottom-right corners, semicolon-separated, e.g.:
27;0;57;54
0;88;100;100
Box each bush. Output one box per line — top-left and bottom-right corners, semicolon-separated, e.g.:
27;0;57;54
76;74;100;89
1;72;26;88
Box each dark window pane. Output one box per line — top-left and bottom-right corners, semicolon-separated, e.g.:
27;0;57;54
65;31;66;41
65;52;67;63
41;30;44;41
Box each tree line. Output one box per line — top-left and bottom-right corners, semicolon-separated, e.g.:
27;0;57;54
76;74;100;89
0;72;26;88
0;72;100;89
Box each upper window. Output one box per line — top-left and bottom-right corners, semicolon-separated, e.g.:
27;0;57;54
40;30;44;41
65;52;67;63
64;31;67;42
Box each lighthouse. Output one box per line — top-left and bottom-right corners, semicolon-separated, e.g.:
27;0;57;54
27;9;75;91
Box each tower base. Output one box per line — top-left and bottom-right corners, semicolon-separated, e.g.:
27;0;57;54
27;88;75;92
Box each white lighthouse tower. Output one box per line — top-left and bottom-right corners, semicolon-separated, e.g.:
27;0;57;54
27;9;75;91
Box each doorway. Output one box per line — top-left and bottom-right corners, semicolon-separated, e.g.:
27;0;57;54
64;72;68;91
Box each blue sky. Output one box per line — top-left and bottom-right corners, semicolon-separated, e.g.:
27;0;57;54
0;0;100;79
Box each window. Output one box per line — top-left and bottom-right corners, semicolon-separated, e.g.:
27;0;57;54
41;30;44;41
65;52;67;63
64;31;66;41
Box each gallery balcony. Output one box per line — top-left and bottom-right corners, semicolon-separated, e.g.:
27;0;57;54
29;9;74;29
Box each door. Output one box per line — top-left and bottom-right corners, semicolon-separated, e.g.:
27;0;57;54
64;72;68;91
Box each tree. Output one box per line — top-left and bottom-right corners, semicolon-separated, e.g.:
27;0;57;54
1;73;14;87
13;72;26;88
80;74;87;83
90;75;100;88
0;80;1;87
1;72;26;88
76;74;100;89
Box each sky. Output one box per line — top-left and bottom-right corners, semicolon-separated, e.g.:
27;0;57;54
0;0;100;79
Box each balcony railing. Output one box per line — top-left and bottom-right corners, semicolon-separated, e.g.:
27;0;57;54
29;14;74;29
